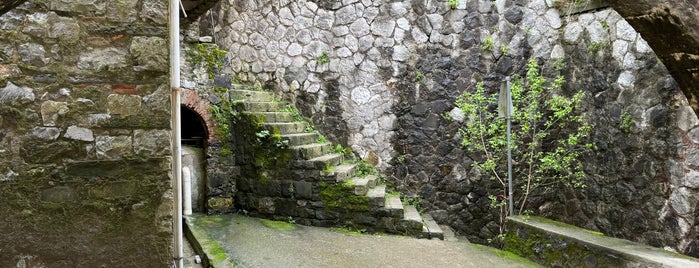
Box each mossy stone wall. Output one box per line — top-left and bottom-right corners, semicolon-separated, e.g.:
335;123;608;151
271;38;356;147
0;0;173;266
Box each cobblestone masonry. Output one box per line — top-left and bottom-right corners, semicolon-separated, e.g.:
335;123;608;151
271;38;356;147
191;0;699;256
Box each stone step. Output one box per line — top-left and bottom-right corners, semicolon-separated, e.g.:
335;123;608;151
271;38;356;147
399;205;424;234
244;112;294;123
281;133;320;146
420;214;444;240
367;184;386;209
364;175;378;188
328;163;356;182
384;194;404;218
292;153;343;170
348;177;371;196
229;89;274;102
242;101;285;112
290;143;332;160
261;122;307;134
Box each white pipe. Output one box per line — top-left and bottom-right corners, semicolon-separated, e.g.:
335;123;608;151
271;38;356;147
183;166;192;215
169;0;183;267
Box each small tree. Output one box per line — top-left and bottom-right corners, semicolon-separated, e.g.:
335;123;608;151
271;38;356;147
456;60;591;234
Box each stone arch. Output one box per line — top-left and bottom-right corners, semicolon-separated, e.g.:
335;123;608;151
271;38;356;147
606;0;699;114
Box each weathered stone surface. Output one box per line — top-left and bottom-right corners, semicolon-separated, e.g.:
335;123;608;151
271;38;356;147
133;129;170;156
95;135;133;159
49;0;106;15
30;127;60;140
107;94;141;116
0;82;35;105
18;43;49;66
140;0;167;25
77;48;128;72
40;101;69;126
41;186;77;203
130;36;168;72
64;126;94;142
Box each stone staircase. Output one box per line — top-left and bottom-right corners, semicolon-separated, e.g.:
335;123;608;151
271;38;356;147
226;85;444;239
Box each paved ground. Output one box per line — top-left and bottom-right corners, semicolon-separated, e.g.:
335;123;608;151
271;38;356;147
185;213;541;268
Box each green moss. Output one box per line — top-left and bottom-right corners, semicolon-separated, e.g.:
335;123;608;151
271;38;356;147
188;43;228;78
528;216;605;236
206;241;229;262
320;182;369;212
472;244;539;265
260;219;297;231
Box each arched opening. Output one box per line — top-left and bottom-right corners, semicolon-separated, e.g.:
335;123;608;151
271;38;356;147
181;105;209;147
181;105;208;213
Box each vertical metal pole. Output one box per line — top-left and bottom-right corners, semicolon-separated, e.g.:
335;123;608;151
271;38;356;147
169;0;183;267
506;76;514;216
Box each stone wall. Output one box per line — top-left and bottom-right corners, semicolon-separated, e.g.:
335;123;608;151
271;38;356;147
0;0;173;266
202;0;698;256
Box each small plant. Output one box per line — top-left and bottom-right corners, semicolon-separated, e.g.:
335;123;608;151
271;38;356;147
396;155;405;164
255;130;270;143
305;125;315;133
482;36;495;52
415;70;425;82
500;45;509;56
524;27;531;36
588;42;606;53
317;134;327;143
317;51;330;64
447;0;459;9
284;105;304;121
401;193;424;212
189;43;228;79
354;160;378;178
333;144;351;156
323;163;337;173
620;112;635;133
553;58;566;71
600;20;609;31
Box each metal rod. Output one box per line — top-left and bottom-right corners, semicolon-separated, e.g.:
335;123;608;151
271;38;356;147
506;76;514;216
169;0;183;267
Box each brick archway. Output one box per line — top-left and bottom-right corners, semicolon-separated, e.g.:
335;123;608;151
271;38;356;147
182;90;216;143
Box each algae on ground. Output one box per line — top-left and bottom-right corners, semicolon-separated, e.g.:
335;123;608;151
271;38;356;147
260;219;297;231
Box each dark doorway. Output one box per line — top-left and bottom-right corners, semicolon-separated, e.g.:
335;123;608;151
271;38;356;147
181;105;208;147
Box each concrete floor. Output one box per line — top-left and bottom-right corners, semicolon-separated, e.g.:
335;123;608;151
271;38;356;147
185;214;541;268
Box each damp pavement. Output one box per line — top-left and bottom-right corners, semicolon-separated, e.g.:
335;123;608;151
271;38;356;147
184;213;541;268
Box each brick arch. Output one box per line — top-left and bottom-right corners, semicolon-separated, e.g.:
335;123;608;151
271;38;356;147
182;90;216;143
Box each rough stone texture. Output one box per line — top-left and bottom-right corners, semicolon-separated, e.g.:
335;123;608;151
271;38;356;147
607;0;699;116
0;1;173;267
198;0;699;257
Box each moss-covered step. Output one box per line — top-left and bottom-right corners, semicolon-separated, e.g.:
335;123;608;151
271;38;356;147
261;122;307;134
243;111;294;123
325;163;357;182
504;215;699;267
229;89;274;102
291;153;344;170
290;142;332;160
242;101;286;112
281;132;320;146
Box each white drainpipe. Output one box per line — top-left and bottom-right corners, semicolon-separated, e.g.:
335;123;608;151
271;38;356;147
169;0;183;267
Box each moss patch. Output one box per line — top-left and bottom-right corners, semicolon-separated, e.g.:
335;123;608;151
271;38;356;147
471;244;539;265
320;182;369;212
260;219;297;231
